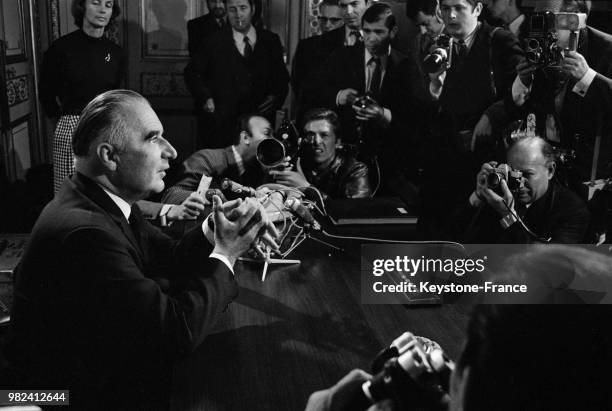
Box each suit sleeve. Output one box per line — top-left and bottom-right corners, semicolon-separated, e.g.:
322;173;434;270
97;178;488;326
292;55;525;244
184;39;214;106
267;33;290;109
484;29;524;125
62;224;238;358
317;47;348;109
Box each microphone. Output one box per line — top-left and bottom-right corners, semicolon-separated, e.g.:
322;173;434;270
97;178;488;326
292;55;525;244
285;197;319;229
221;178;257;200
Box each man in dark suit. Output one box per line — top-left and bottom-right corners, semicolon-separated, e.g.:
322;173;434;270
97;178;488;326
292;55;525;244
187;0;228;57
461;136;589;243
6;90;277;409
292;0;344;122
418;0;523;238
162;114;272;204
511;0;612;189
317;3;425;200
184;0;289;149
320;3;422;146
297;0;370;120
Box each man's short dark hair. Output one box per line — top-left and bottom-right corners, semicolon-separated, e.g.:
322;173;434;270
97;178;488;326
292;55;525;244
320;0;340;8
233;113;259;145
440;0;481;10
223;0;256;8
73;90;146;157
71;0;121;30
406;0;439;19
362;2;396;30
302;108;342;140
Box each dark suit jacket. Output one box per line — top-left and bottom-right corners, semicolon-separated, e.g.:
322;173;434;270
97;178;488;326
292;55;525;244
460;181;590;244
319;43;422;149
509;26;612;184
7;173;238;409
187;13;227;57
292;27;345;122
184;28;289;147
162;146;265;204
436;22;523;136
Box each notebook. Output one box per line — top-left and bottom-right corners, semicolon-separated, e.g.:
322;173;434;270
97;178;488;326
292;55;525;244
326;197;418;225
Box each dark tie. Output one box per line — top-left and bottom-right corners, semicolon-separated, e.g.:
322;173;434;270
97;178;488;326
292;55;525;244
243;36;253;59
456;39;468;62
368;57;382;97
349;30;362;46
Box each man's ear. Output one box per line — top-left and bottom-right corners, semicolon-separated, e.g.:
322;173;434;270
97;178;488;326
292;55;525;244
390;25;398;40
240;130;251;146
97;143;119;171
547;161;556;179
474;2;483;16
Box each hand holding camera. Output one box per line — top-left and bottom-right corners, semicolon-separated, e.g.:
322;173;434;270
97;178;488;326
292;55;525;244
352;94;385;124
474;162;518;217
337;88;359;106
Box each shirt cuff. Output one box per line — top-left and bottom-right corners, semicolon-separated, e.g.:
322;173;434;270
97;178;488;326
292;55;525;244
202;216;235;275
429;81;442;100
159;204;173;227
512;75;531;106
572;68;597;97
209;252;235;275
382;108;392;124
202;215;215;245
335;91;342;106
499;212;518;229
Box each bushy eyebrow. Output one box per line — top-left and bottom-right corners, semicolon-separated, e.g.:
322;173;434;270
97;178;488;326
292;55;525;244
144;130;162;140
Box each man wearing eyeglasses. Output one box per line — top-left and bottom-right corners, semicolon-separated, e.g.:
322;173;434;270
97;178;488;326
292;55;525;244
318;0;345;33
292;0;369;123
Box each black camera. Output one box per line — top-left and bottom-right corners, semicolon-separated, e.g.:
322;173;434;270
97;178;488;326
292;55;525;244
423;34;453;73
256;118;301;169
525;12;587;67
486;164;523;193
350;332;453;410
353;93;377;109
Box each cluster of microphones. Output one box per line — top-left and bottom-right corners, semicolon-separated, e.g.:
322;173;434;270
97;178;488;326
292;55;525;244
205;178;320;230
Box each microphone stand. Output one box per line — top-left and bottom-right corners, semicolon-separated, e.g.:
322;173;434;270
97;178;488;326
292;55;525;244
239;213;343;282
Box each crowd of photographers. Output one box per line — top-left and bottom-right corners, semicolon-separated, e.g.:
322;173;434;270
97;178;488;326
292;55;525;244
179;0;612;245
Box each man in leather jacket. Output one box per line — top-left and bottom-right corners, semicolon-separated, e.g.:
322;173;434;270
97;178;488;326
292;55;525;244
270;108;372;199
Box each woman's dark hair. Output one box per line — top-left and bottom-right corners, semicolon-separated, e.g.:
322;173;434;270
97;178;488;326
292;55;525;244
71;0;121;30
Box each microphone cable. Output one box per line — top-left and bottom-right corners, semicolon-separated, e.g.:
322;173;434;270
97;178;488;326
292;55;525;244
502;199;552;243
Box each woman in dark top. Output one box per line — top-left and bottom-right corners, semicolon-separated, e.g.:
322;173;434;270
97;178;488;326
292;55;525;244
40;0;125;193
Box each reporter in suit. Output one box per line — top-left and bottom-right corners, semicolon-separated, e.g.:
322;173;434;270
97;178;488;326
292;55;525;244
187;0;228;57
184;0;289;148
7;90;277;409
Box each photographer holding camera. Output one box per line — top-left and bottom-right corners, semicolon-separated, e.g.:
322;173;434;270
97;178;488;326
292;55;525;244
418;0;523;239
462;135;589;243
306;245;612;410
510;0;612;193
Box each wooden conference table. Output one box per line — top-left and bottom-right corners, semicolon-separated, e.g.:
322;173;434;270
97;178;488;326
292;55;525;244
170;221;470;411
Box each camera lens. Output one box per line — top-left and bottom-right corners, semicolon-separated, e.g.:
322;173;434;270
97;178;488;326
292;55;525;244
486;172;503;188
257;139;286;168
